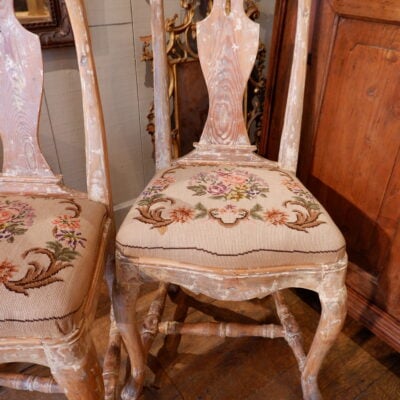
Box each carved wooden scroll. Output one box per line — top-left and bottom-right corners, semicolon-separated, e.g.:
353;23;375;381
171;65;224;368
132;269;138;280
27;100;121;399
0;0;57;181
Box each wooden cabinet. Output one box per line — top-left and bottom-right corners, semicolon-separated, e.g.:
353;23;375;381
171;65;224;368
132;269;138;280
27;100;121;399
262;0;400;351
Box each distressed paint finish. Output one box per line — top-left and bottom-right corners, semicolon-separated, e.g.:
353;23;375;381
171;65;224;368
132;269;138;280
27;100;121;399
278;0;312;173
113;1;347;399
0;1;114;399
197;0;259;147
151;0;172;170
65;0;112;207
0;0;56;180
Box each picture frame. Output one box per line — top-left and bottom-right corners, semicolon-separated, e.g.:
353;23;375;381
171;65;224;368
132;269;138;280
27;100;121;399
15;0;74;48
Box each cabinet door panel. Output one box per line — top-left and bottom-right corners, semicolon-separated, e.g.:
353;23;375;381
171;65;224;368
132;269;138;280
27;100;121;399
310;18;400;280
262;0;400;350
305;0;400;345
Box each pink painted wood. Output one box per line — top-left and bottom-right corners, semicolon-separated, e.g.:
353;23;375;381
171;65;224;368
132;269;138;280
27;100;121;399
0;0;57;181
112;1;347;400
197;0;259;147
0;1;113;399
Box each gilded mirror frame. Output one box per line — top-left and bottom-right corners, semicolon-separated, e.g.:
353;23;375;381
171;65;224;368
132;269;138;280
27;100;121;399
15;0;73;48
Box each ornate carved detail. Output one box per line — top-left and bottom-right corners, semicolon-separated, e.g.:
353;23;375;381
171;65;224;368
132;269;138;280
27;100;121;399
21;0;74;48
142;0;266;158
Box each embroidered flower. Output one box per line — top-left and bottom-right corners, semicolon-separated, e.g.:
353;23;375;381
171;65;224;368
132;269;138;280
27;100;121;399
282;179;314;200
54;229;87;250
207;183;229;196
188;168;269;202
169;207;195;223
0;210;16;224
52;215;81;229
142;176;177;199
0;200;36;242
0;260;18;283
264;209;289;226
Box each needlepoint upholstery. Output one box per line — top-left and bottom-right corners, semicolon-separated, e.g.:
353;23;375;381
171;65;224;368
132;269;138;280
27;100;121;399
117;165;346;268
0;195;107;339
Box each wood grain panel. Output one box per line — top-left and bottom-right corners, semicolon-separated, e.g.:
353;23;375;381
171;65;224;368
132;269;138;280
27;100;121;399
197;1;259;146
332;0;400;23
310;18;400;279
0;1;55;179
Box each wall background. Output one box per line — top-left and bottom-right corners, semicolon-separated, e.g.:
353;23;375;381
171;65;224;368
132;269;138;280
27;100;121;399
37;0;276;224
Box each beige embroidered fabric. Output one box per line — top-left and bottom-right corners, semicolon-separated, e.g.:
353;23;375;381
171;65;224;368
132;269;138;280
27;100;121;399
117;165;346;269
0;195;107;338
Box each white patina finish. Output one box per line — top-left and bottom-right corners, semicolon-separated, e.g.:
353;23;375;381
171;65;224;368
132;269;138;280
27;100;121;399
112;1;348;399
151;0;172;170
0;0;55;180
278;0;312;173
0;1;114;399
65;0;112;206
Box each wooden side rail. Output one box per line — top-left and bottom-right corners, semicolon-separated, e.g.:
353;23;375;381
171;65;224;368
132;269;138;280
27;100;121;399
0;372;62;393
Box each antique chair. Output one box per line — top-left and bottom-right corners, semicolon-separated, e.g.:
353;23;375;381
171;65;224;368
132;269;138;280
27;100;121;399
114;0;347;399
0;0;113;399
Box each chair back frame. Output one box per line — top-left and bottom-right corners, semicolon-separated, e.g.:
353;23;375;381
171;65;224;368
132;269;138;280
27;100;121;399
0;0;112;210
151;0;311;173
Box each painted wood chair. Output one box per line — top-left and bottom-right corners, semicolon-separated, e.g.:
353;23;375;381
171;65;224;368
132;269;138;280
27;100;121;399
114;0;347;399
0;1;113;399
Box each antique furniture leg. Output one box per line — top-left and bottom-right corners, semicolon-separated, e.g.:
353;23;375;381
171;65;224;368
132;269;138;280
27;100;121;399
113;253;145;400
301;263;347;400
103;253;122;400
153;285;189;386
273;291;306;371
44;331;104;400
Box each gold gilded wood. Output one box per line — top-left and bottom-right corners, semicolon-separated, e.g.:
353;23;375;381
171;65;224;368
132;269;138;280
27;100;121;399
113;0;347;399
0;0;113;398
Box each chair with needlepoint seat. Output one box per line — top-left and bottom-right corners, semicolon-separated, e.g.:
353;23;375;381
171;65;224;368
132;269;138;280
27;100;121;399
0;1;113;399
113;0;347;399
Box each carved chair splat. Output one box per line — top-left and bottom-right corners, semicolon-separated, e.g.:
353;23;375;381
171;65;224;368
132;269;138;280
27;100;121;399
0;1;113;399
113;0;347;399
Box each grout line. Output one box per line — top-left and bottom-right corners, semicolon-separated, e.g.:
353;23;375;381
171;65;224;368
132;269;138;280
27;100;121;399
88;22;132;28
129;0;148;190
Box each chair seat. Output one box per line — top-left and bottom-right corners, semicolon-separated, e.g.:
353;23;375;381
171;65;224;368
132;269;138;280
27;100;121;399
0;195;107;339
117;164;345;269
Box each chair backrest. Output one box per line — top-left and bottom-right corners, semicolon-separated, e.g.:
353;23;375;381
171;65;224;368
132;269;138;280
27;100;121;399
151;0;312;173
0;0;111;208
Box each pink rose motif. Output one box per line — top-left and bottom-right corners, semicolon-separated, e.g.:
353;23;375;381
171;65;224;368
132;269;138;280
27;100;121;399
0;210;16;224
207;183;228;196
221;174;247;185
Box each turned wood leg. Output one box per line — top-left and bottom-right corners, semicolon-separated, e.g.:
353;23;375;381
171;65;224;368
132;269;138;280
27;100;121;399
113;253;145;400
44;331;104;400
301;269;347;400
154;286;189;386
103;253;122;400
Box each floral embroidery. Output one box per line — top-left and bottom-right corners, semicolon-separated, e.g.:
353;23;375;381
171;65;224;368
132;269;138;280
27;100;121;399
133;166;325;233
169;207;195;223
2;199;87;296
0;200;35;243
187;168;269;201
264;208;289;226
208;204;248;226
0;260;18;283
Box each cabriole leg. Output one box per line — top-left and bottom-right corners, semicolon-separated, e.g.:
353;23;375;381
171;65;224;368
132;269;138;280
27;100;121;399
44;331;104;400
301;267;347;400
113;253;145;400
